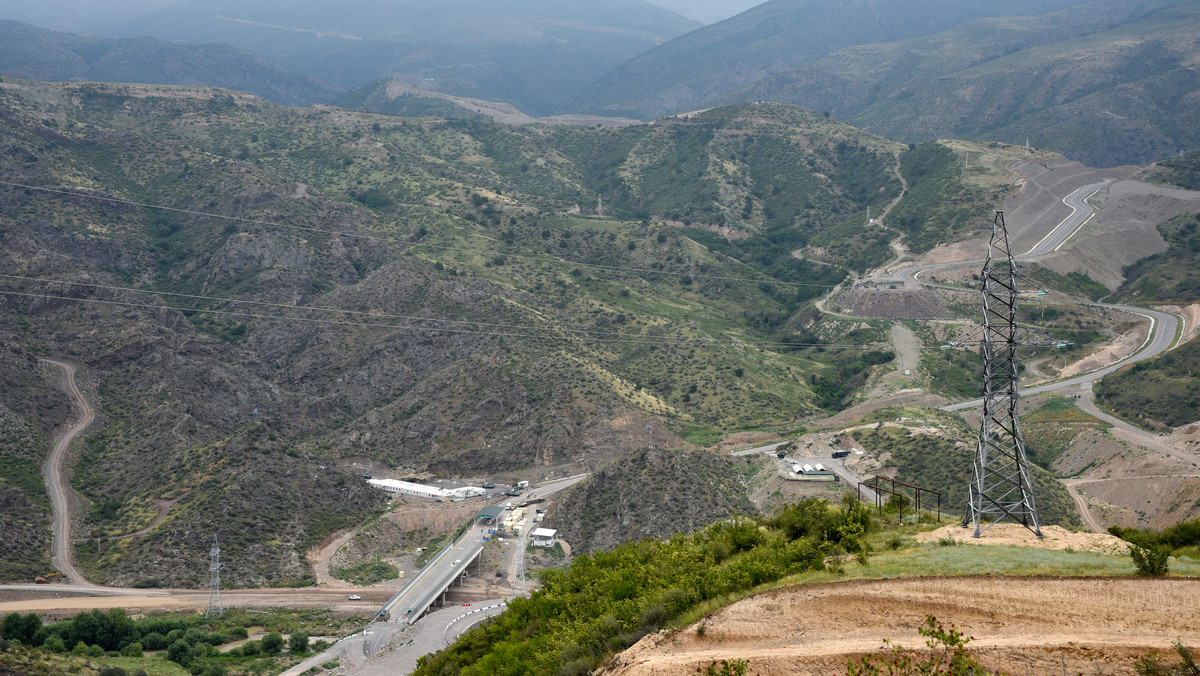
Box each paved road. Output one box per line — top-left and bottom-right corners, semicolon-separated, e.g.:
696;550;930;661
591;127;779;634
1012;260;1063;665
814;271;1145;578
41;359;94;586
853;177;1181;410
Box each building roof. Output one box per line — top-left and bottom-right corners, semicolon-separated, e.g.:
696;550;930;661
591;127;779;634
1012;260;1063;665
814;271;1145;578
476;505;505;520
530;528;557;538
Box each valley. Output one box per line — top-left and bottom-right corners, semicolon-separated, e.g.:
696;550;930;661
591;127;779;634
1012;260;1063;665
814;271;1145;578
1;3;1200;666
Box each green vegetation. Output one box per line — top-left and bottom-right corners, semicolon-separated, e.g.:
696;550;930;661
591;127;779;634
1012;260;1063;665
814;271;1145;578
849;615;994;676
1031;268;1109;301
1096;337;1200;430
1149;149;1200;191
1;608;358;675
415;498;872;675
1115;213;1200;303
1108;518;1200;559
853;426;1081;529
889;142;996;253
331;558;399;586
1135;640;1200;676
1021;396;1110;471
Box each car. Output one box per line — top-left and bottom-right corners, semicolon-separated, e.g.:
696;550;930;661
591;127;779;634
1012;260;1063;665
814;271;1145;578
348;594;361;600
482;482;495;489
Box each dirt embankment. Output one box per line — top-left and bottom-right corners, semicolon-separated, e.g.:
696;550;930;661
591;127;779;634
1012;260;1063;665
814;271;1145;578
599;575;1200;676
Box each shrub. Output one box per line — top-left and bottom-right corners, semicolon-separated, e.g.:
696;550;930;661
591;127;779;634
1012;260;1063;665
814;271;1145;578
1131;544;1170;576
241;640;260;656
167;638;192;665
262;631;284;655
87;643;105;657
1134;640;1199;675
848;615;993;675
289;631;309;653
42;635;66;653
98;667;128;676
141;631;167;650
121;641;143;657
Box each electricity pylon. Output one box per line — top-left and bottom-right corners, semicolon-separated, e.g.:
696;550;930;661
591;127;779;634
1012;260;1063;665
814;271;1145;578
206;535;223;618
945;211;1061;538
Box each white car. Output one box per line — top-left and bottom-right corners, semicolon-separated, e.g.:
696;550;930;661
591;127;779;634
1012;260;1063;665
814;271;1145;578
348;594;361;600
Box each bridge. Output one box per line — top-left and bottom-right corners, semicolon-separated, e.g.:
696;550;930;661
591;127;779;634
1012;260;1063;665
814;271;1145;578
375;506;500;625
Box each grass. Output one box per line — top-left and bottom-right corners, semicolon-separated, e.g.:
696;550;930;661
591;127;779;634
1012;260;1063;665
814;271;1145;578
331;557;399;586
671;524;1200;631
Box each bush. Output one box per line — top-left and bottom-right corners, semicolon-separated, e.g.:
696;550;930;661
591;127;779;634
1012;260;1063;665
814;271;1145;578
167;638;192;665
141;631;167;650
289;631;309;653
42;635;65;653
241;640;260;656
849;615;994;675
262;631;284;655
98;667;128;676
1131;544;1170;576
87;643;105;657
121;641;143;657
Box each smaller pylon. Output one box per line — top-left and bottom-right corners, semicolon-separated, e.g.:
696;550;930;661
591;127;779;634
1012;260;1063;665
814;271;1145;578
206;535;223;619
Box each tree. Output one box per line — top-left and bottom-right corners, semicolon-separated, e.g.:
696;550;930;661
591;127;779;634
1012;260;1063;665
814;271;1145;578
42;635;66;653
167;638;192;665
121;642;143;657
1131;544;1170;576
289;631;309;653
261;631;284;655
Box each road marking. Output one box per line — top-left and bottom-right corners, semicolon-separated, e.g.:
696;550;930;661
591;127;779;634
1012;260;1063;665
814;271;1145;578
1052;184;1108;252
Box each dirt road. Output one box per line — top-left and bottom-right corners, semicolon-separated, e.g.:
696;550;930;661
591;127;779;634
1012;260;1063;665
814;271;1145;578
599;576;1200;675
41;359;94;586
1064;482;1106;534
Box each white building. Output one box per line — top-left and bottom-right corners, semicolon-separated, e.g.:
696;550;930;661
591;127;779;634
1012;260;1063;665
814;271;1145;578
530;528;558;547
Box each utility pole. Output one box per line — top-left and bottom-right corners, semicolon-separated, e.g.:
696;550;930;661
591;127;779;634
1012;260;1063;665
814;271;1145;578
1025;138;1031;156
206;535;223;618
944;211;1061;538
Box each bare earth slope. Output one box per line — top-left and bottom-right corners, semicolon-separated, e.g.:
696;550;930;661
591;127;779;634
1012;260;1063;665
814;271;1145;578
600;573;1200;675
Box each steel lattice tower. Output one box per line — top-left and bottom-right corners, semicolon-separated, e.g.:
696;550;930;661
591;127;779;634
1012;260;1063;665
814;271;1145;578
206;535;223;618
947;211;1054;538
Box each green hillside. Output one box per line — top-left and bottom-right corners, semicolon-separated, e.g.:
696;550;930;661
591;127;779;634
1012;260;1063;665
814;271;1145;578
1096;338;1200;431
0;77;982;583
547;447;758;554
854;427;1081;529
1114;213;1200;304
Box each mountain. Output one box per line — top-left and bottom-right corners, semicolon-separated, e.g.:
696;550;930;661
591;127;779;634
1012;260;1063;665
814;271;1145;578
0;20;339;106
103;0;700;116
0;77;954;583
643;0;767;24
566;0;1200;167
565;0;1094;119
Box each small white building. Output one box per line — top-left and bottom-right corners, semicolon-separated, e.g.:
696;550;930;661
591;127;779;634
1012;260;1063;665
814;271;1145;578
530;528;558;547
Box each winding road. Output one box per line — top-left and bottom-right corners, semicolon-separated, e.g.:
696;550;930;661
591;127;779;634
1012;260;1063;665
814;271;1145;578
859;179;1182;410
41;359;93;586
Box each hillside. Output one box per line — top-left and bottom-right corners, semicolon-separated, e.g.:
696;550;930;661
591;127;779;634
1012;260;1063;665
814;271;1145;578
642;0;766;24
565;0;1093;119
0;78;955;584
103;0;700;116
0;20;339;107
546;447;758;555
567;0;1200;167
1114;212;1200;304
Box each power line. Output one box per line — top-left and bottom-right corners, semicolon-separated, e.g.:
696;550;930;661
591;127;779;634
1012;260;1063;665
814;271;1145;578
0;289;900;350
0;180;841;290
